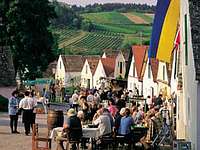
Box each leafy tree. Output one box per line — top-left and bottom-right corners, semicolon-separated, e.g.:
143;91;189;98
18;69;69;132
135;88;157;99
52;1;82;29
6;0;57;80
81;19;94;32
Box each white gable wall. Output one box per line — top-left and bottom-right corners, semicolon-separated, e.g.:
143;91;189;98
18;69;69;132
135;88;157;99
157;61;170;97
81;60;93;89
127;56;142;95
114;52;126;78
93;60;107;88
55;55;66;86
170;51;178;94
143;59;158;98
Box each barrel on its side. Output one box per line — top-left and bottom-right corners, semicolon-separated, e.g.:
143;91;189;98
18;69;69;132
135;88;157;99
47;110;64;131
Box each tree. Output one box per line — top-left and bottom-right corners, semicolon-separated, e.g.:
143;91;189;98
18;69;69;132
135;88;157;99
6;0;57;80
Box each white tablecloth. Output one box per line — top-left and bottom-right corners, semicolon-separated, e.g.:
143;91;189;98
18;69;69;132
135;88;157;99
49;127;100;139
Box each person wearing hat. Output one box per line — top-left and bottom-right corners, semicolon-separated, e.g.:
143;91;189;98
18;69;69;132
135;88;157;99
62;108;82;150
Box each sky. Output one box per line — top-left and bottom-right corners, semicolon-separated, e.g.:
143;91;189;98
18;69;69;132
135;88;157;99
58;0;157;6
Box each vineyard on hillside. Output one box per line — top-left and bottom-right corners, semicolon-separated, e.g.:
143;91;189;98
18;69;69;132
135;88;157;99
68;32;123;50
53;11;153;55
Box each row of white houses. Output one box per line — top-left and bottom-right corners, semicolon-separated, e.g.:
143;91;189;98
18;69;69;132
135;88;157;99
54;46;174;99
50;1;200;148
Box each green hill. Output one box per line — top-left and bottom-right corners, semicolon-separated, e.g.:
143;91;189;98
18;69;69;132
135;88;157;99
53;11;153;55
81;11;134;25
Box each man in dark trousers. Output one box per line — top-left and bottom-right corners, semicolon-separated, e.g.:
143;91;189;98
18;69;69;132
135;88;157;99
19;91;34;135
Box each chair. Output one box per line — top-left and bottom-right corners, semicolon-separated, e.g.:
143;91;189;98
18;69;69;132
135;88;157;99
56;127;82;150
32;124;52;150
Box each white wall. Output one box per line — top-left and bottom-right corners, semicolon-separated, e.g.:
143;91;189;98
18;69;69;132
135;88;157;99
114;52;126;78
157;61;170;97
65;72;81;87
143;59;158;98
127;56;142;95
55;55;65;86
81;60;93;88
177;0;199;149
93;60;107;88
170;51;178;94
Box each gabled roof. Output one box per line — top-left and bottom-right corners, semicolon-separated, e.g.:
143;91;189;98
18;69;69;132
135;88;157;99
86;56;100;75
101;57;116;77
150;58;159;82
189;1;200;81
132;45;149;81
61;55;86;72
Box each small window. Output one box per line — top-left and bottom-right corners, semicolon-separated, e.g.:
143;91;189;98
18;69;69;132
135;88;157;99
120;62;123;74
86;65;88;74
163;65;165;80
60;61;62;69
133;62;135;77
148;63;151;79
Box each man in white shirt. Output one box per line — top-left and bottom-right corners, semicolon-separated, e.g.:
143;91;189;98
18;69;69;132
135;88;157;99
19;91;35;135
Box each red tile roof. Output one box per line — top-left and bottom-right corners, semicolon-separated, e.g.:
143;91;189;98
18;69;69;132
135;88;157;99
101;57;116;77
150;58;159;82
86;56;100;75
132;45;149;81
61;55;86;72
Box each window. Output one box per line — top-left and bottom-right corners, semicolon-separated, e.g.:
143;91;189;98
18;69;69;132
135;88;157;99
120;62;123;74
184;14;188;65
133;62;135;77
86;65;88;74
148;63;151;79
60;61;62;69
163;65;165;80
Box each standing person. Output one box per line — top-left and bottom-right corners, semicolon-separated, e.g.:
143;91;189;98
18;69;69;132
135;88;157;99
19;91;34;135
8;90;20;134
31;90;38;125
71;90;79;112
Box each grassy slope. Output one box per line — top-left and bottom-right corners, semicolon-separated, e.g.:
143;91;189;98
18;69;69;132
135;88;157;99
130;12;153;24
81;11;134;25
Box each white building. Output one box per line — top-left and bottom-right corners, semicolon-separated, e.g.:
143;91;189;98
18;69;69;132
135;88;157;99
128;45;149;95
156;61;171;98
55;55;85;87
80;56;100;89
176;0;200;149
143;58;159;98
93;51;126;88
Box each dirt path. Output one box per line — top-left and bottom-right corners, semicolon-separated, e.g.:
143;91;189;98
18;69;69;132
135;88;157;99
0;113;57;150
122;13;148;24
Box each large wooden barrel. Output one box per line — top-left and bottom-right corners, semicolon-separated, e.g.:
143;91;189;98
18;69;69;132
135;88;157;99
47;110;64;131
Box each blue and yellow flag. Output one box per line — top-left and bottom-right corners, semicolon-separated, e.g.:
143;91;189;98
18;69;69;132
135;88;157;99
148;0;180;63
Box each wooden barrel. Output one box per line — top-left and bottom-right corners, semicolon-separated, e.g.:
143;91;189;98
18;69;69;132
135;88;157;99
47;110;64;131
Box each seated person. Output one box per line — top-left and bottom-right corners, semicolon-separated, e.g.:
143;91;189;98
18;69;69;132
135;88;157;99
118;108;134;148
57;108;82;150
92;109;112;137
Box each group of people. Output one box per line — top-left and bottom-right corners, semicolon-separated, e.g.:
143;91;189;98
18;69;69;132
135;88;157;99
8;90;37;135
56;88;174;149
